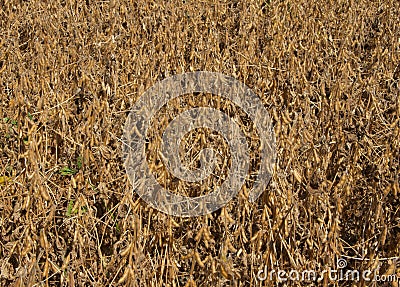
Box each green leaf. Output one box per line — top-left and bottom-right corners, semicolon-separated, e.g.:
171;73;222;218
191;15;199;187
60;166;78;176
66;200;74;217
76;156;83;169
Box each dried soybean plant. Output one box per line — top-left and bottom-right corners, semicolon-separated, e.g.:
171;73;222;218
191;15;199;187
0;0;399;286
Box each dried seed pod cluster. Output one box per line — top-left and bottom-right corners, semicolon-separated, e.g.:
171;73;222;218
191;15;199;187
1;0;399;286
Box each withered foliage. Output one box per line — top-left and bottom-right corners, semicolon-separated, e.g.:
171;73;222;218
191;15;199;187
0;0;399;286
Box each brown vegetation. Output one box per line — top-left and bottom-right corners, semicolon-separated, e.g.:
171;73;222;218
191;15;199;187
1;0;399;286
